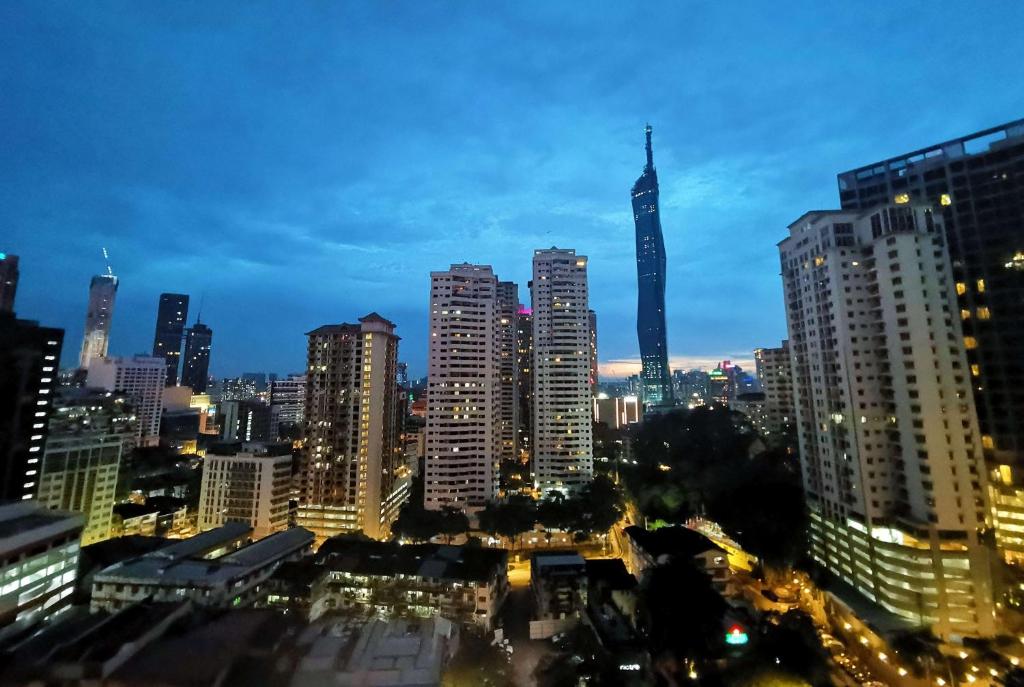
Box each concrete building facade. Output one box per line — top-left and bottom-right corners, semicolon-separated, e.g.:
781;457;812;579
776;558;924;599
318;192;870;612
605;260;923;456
199;442;292;539
87;355;166;447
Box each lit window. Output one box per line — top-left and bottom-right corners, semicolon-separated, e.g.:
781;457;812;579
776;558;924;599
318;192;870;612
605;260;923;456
982;435;995;450
970;364;980;377
894;193;910;204
955;282;967;295
977;279;986;293
940;193;952;206
964;337;977;349
960;309;971;320
977;307;991;320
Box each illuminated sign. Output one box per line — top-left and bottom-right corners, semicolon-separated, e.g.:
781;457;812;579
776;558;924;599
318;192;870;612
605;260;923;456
725;624;749;645
619;664;641;671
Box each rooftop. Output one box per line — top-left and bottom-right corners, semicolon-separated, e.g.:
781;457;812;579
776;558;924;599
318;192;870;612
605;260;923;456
623;525;724;559
585;558;637;591
316;537;507;583
0;501;83;543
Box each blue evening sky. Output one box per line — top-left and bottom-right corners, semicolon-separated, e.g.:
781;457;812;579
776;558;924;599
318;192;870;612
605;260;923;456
3;2;1022;379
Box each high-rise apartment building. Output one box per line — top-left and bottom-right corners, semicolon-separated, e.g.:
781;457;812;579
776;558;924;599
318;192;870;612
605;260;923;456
497;281;519;462
425;265;501;512
299;313;406;541
588;309;598;395
836;120;1024;563
151;293;189;387
37;389;136;545
0;314;63;501
79;274;118;369
754;341;795;443
219;399;273;443
531;248;593;495
0;501;83;642
199;442;292;539
181;321;213;393
515;306;533;461
87;355;166;447
780;204;995;638
631;125;674;408
0;252;18;314
270;373;306;438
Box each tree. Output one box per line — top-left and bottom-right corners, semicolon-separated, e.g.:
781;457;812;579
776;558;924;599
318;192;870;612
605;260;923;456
442;629;514;687
439;506;470;543
494;495;537;548
741;611;831;686
638;555;728;682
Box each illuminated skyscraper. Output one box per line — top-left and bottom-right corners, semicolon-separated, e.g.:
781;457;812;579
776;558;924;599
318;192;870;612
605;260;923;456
299;314;405;541
181;320;213;393
587;309;598;395
836;120;1024;563
532;248;593;495
0;252;18;314
425;264;501;512
497;281;519;462
631;125;673;407
79;273;118;369
151;293;189;386
780;205;994;638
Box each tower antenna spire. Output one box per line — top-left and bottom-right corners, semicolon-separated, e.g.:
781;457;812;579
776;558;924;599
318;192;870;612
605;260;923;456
645;124;654;171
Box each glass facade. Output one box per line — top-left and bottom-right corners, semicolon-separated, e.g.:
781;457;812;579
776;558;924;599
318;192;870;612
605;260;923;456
151;293;189;386
181;321;213;393
631;126;673;407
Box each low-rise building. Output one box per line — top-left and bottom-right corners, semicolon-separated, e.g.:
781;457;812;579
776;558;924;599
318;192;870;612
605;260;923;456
0;501;84;642
91;523;312;611
531;551;586;621
307;537;509;629
592;395;640;429
198;442;293;539
622;525;730;594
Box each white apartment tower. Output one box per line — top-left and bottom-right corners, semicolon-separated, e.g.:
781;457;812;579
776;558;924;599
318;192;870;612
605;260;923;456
531;248;593;496
86;355;165;447
299;314;406;542
199;443;292;540
780;205;995;638
425;264;502;512
754;340;795;442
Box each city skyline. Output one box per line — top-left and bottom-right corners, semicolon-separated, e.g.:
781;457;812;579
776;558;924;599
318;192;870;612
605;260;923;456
4;3;1023;379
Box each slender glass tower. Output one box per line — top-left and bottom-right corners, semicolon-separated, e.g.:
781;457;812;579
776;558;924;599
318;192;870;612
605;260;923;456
151;293;189;386
631;125;673;407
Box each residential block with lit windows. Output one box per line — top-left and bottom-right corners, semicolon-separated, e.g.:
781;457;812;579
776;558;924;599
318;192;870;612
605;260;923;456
198;441;293;540
298;313;407;543
780;204;996;638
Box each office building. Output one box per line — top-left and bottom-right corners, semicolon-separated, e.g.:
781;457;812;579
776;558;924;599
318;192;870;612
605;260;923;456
198;442;292;539
531;551;587;623
516;306;533;461
593;395;640;430
532;248;593;495
299;313;406;542
0;501;83;642
673;369;709;408
79;273;118;370
87;355;166;447
269;373;305;438
707;364;731;406
219;399;273;442
497;280;519;462
780;205;995;638
181;320;213;392
91;523;313;611
588;309;599;395
0;251;18;314
37;389;137;545
631;125;674;408
0;314;63;501
754;341;795;442
151;293;189;387
836;120;1024;563
425;264;501;512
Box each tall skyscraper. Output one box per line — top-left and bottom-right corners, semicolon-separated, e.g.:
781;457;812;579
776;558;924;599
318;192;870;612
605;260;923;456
181;320;213;393
836;120;1024;563
780;205;995;638
0;314;63;501
0;252;18;314
754;341;795;443
532;248;593;495
299;313;406;541
79;273;118;369
515;305;533;461
38;389;136;545
631;125;673;408
86;355;166;447
425;264;501;512
269;373;306;438
497;281;519;463
151;293;189;386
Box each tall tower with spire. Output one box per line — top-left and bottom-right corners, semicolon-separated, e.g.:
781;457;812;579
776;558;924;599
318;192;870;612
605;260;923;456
630;125;674;408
